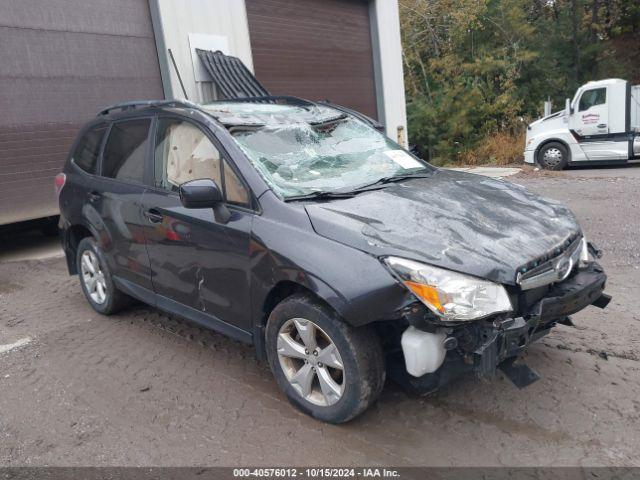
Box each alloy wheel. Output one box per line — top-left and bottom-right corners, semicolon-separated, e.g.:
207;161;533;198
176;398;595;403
80;250;107;304
276;318;345;406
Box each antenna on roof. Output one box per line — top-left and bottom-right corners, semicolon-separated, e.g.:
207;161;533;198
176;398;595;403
168;48;189;100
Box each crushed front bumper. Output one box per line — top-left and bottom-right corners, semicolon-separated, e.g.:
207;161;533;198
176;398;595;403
473;262;609;383
393;262;610;394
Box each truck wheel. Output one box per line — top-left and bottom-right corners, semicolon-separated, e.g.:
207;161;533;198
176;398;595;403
265;293;385;424
76;237;131;315
537;142;569;170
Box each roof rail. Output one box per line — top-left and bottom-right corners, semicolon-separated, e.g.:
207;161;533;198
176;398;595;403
98;99;200;116
220;95;317;109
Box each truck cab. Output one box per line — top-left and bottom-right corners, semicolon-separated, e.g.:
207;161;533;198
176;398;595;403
525;78;640;169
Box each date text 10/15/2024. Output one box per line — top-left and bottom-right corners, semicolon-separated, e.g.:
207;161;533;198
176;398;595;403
232;468;401;478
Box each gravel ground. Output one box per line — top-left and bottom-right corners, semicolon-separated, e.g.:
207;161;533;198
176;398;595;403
0;167;638;467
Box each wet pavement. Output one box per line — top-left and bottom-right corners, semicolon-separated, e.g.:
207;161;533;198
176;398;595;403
0;166;638;467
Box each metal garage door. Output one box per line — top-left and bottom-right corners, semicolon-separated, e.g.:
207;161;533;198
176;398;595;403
0;0;164;225
245;0;378;119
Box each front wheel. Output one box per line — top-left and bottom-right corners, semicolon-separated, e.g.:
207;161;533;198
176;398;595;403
537;142;569;170
265;294;385;423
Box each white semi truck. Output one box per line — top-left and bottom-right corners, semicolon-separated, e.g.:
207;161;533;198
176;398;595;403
525;78;640;169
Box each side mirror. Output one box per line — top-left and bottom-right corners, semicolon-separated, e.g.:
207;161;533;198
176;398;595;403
179;179;231;224
565;98;573;116
179;179;223;208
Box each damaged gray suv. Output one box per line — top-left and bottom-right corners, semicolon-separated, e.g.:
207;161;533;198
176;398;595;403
58;97;610;424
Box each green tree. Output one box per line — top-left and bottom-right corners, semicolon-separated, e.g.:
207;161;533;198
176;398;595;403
401;0;640;165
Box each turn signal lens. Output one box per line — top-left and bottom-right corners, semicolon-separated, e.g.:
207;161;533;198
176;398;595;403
404;281;445;314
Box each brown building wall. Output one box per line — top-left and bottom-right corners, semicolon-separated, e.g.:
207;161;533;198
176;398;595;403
245;0;378;120
0;0;163;225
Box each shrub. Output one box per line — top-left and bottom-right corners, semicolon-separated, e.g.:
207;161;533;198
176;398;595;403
457;129;526;166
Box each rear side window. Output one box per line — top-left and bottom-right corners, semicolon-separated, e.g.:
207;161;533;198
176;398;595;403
73;125;107;174
579;88;606;111
102;119;151;183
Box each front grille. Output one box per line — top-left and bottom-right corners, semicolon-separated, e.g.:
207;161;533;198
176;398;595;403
516;234;583;291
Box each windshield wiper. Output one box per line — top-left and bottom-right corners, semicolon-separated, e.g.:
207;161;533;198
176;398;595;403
350;170;433;191
284;171;433;202
284;190;359;202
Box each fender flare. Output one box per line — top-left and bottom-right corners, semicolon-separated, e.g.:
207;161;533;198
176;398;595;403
63;210;109;274
255;269;351;326
251;270;354;361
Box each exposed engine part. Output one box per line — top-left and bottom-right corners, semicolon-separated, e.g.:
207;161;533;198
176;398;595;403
443;336;458;350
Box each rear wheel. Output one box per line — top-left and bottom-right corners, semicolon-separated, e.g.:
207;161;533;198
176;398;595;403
537;142;569;170
265;293;385;423
76;237;131;315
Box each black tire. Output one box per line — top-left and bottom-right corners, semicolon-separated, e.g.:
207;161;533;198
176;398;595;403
76;237;131;315
265;293;385;423
537;141;569;170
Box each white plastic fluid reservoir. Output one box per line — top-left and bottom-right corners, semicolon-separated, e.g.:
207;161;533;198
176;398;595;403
401;326;447;377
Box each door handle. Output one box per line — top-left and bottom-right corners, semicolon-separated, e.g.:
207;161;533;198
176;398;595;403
144;208;164;224
87;191;101;202
597;123;607;129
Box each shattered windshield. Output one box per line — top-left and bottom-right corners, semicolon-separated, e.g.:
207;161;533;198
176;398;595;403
230;117;431;198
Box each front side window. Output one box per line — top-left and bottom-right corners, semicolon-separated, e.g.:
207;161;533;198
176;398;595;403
231;117;430;198
154;118;250;206
102;119;150;183
154;118;222;190
73;125;107;174
579;88;607;111
224;162;250;206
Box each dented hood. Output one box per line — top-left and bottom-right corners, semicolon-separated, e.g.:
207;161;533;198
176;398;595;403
304;169;581;285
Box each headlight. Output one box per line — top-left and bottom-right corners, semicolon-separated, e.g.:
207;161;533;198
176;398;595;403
383;256;513;322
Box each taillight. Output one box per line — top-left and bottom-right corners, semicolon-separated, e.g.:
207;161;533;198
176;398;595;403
54;173;66;197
